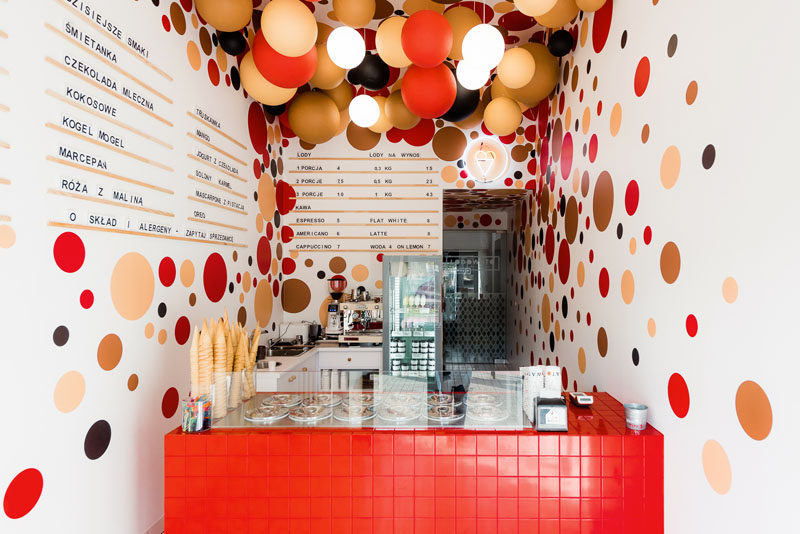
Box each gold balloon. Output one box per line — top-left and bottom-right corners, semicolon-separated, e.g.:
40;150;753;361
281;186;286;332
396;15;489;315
368;96;393;133
240;52;297;105
195;0;251;32
515;0;579;28
454;89;488;129
490;77;515;100
508;43;559;107
333;0;376;28
576;0;607;12
316;22;335;45
498;47;536;89
443;7;481;61
385;90;420;130
484;96;522;136
323;81;354;111
336;107;351;136
310;44;346;90
288;91;341;144
261;0;318;57
375;17;412;68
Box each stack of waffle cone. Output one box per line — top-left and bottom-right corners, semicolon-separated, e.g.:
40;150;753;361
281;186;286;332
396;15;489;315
197;328;213;396
189;327;200;397
212;324;228;419
229;329;247;407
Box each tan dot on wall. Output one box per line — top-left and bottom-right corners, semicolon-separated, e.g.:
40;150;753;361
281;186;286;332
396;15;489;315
660;146;681;189
190;13;198;29
621;270;635;304
271;258;279;276
444;215;457;227
216;46;228;72
702;440;731;495
144;323;154;339
0;224;16;248
53;370;85;413
722;277;738;303
256;213;264;233
329;256;346;274
609;103;622;136
351;264;369;282
577;347;586;373
597;327;608;357
110;252;155;320
541;294;551;332
97;333;123;371
441;166;458;184
629;238;637;254
647;318;656;337
304;258;314;268
187;41;202;71
660;242;681;284
735;380;772;440
254;280;273;327
180;260;195;287
375;280;383;289
577;261;585;287
127;373;139;391
158;329;167;345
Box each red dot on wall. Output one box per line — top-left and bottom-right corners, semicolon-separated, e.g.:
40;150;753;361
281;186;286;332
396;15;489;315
80;290;94;309
53;232;85;273
159;257;176;287
598;268;609;297
668;373;690;418
586;312;591;326
625;180;639;216
272;279;280;297
175;316;191;345
634;57;651;97
161;15;171;32
685;314;698;337
202;253;227;303
3;468;43;519
561;367;569;390
161;387;180;418
207;59;220;86
643;226;652;244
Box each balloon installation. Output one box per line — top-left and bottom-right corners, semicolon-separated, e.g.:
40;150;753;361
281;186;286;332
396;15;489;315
263;103;286;116
401;63;457;119
439;64;480;123
401;10;453;68
218;31;247;56
547;29;574;57
347;52;390;91
195;0;252;32
253;30;318;89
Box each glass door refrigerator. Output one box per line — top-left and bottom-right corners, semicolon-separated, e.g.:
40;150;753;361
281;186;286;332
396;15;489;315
382;256;443;377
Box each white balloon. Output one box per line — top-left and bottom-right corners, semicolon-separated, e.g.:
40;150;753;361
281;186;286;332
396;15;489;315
461;24;504;70
349;94;380;128
456;60;489;91
327;26;366;69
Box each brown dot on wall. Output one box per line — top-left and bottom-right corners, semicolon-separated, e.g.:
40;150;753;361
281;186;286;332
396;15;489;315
304;258;313;267
127;374;139;391
346;123;381;151
641;124;650;143
232;250;238;262
592;171;614;232
97;333;123;371
667;34;678;57
237;306;247;326
329;256;346;273
199;27;212;56
170;2;187;35
686;81;698;105
281;279;312;313
597;327;608;357
432;127;467;162
189;293;196;306
660;241;681;284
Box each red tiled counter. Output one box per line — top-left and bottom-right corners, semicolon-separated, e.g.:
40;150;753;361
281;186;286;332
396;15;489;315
164;393;662;533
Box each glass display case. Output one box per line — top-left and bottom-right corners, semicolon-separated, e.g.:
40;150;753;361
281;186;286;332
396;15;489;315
381;255;442;375
213;370;523;431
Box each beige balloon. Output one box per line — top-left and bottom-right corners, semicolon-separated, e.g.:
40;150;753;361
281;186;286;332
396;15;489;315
443;7;481;61
323;81;354;111
515;0;579;28
498;47;536;89
316;22;335;45
261;0;318;57
240;52;297;105
508;43;559;107
385;90;420;130
195;0;252;32
484;96;522;136
288;91;341;144
576;0;607;12
333;0;376;28
490;76;515;100
454;89;488;129
336;107;351;136
369;96;393;133
375;17;412;68
310;44;346;90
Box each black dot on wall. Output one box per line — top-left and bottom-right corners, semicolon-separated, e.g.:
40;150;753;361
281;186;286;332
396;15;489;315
278;273;283;281
549;332;555;352
267;144;272;153
621;30;628;49
394;9;404;15
702;144;716;169
514;171;522;180
457;160;465;169
84;420;111;460
253;191;258;202
632;348;640;366
279;147;283;156
579;232;584;244
274;211;281;228
157;303;167;318
586;59;591;74
317;271;326;279
151;0;159;5
562;296;568;318
228;282;234;293
248;256;253;266
53;325;69;346
270;160;278;177
616;223;623;239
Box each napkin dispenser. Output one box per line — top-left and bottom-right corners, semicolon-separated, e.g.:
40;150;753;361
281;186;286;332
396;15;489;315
535;396;568;432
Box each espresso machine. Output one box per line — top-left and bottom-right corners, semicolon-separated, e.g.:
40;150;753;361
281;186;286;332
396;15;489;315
339;287;383;344
325;276;346;339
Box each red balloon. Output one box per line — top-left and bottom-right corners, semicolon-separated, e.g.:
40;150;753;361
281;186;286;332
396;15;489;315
401;64;457;119
252;30;317;89
401;10;453;68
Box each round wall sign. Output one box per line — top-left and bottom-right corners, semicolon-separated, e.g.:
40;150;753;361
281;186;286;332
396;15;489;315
463;137;509;183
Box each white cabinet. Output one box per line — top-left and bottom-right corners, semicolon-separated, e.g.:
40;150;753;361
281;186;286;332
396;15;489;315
317;349;382;371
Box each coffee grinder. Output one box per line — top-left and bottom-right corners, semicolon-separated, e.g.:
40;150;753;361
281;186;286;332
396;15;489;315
325;275;347;339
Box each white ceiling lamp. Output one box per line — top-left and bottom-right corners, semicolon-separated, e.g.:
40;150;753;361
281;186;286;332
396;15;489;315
461;24;504;70
349;94;380;128
456;60;489;91
327;26;366;69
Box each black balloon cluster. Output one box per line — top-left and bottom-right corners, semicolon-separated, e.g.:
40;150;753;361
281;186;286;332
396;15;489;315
347;52;390;91
439;64;480;123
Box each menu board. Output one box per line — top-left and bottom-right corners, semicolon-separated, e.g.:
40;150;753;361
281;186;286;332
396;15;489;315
40;0;252;249
287;150;443;254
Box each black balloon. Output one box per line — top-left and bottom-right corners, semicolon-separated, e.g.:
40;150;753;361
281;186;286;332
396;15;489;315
263;103;286;116
548;30;574;57
347;52;390;91
218;31;247;56
439;65;479;123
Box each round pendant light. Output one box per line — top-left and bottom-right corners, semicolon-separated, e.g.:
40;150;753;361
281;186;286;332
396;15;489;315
327;26;366;69
461;24;504;70
349;94;380;127
456;60;489;91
